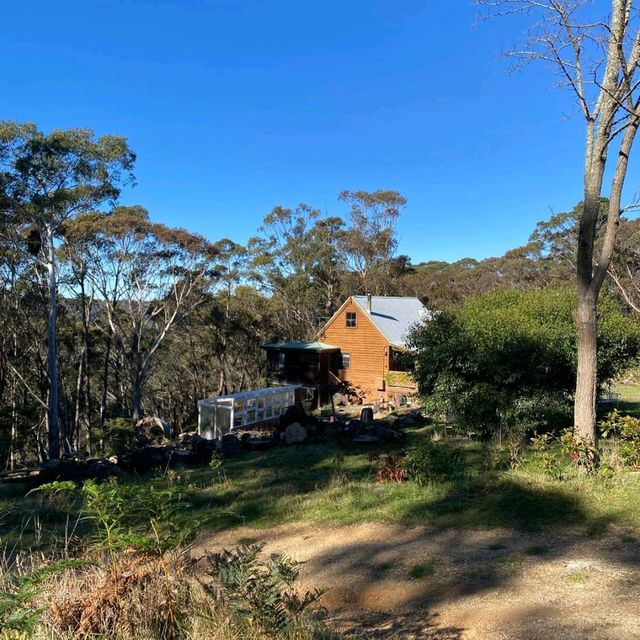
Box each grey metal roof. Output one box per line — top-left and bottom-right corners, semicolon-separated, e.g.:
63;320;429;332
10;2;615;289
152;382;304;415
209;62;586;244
261;341;340;351
352;296;431;348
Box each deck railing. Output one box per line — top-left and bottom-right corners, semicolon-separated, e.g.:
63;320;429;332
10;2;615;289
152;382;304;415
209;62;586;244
385;371;417;388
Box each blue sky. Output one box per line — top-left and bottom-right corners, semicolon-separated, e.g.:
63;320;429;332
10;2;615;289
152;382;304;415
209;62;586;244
0;0;624;263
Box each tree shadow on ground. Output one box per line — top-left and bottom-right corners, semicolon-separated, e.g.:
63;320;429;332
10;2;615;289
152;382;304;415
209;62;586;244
197;473;640;639
331;610;463;639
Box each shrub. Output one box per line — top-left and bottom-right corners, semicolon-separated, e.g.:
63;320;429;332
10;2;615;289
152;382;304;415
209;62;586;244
103;417;139;457
404;441;464;485
203;544;325;637
371;453;406;483
601;410;640;468
408;287;640;440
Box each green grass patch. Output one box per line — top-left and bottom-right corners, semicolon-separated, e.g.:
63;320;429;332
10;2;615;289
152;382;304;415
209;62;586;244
566;570;590;583
611;383;640;418
408;562;436;579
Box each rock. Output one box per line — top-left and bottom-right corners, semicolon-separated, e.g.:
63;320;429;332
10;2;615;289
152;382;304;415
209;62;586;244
30;457;120;486
245;437;275;451
386;416;401;429
217;434;244;457
365;424;403;441
360;406;374;424
136;416;172;440
280;405;308;429
41;459;63;472
353;434;379;443
281;422;307;444
344;419;363;436
565;559;603;573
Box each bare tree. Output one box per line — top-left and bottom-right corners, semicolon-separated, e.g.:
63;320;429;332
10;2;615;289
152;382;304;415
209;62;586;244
478;0;640;444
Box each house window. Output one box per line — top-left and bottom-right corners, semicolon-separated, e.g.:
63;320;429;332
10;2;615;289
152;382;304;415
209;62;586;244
346;311;357;328
341;352;350;370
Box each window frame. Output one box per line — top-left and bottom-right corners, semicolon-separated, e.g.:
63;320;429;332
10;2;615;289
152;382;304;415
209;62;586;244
340;352;350;370
345;311;357;328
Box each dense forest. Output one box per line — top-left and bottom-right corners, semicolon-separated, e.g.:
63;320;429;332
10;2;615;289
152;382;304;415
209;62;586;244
2;122;640;468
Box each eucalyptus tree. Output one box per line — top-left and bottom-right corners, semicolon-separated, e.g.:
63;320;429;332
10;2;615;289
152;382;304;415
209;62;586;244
338;190;406;295
477;0;640;445
64;206;217;422
249;204;345;339
0;122;135;458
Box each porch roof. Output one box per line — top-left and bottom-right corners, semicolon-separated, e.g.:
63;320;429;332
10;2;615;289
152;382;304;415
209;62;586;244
261;340;340;352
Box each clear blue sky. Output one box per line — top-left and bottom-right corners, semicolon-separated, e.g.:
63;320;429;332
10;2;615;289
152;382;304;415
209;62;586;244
1;0;628;263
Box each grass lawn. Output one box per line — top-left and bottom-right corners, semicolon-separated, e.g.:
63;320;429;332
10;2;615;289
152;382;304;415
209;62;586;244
181;427;640;537
3;388;640;554
613;382;640;417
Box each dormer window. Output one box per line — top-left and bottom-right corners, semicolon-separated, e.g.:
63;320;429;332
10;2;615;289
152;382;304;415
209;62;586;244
346;311;357;328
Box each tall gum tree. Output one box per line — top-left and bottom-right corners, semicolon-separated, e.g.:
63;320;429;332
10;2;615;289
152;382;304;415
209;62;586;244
0;123;135;459
477;0;640;444
64;206;217;423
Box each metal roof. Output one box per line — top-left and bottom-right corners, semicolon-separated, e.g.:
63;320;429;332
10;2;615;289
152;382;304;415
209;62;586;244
261;340;340;351
352;296;431;348
198;384;300;405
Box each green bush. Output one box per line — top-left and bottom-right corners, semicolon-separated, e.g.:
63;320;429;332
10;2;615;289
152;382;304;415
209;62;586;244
408;287;640;439
103;417;138;456
404;441;464;485
204;544;325;637
601;410;640;468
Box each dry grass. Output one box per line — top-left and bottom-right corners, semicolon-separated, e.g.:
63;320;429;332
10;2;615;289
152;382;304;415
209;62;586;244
0;548;339;640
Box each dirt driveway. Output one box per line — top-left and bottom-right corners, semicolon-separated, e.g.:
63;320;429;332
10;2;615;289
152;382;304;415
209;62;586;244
197;522;640;639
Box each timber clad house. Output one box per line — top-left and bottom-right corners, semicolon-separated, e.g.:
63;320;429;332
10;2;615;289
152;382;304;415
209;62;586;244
262;295;430;405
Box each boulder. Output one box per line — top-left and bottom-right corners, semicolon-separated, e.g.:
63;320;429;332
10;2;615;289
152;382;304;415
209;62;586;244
245;437;275;451
280;405;308;430
136;416;172;441
216;434;244;457
281;422;307;444
353;434;379;443
365;424;404;441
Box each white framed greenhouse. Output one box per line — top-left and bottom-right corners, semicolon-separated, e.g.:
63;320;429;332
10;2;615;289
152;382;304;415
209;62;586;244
198;385;300;439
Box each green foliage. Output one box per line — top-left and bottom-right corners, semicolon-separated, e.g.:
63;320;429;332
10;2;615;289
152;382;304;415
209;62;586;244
530;433;564;479
558;429;599;475
204;544;325;637
404;440;464;485
36;477;193;560
209;451;225;471
601;410;640;468
384;370;414;387
103;417;138;456
409;287;640;439
529;429;599;477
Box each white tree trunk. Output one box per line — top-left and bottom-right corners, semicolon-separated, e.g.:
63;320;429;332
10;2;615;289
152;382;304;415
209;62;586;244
46;225;60;459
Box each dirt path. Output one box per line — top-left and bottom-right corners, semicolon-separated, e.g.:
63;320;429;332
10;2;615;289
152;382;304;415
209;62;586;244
197;522;640;639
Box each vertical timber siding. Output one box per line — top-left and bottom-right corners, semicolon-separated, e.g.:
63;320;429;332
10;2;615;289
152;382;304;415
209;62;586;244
318;299;391;402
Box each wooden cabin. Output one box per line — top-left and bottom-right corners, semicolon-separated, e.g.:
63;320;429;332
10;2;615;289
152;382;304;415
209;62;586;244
262;295;430;405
